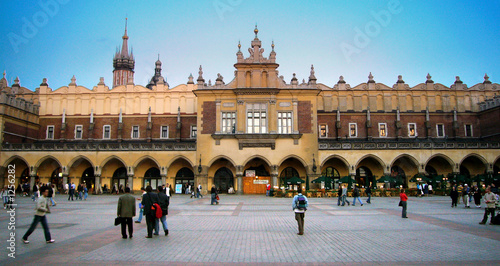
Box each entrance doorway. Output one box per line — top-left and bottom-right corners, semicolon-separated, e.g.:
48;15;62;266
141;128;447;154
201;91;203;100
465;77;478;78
144;167;161;189
214;167;234;193
50;167;63;192
81;167;95;191
112;167;127;193
175;167;194;194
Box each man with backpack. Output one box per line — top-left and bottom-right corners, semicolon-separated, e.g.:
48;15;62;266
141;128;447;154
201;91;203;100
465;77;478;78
292;186;308;235
154;186;169;236
141;185;159;238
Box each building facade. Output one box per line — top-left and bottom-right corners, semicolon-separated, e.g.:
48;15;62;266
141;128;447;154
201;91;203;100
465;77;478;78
1;26;499;194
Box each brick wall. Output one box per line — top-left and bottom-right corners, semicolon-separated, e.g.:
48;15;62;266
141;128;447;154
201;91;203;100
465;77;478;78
298;101;312;133
479;107;500;140
201;101;216;134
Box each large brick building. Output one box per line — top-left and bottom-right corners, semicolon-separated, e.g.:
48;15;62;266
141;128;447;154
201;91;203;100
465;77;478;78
1;26;499;194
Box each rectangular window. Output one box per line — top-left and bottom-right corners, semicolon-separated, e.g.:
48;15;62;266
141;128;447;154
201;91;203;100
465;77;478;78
378;123;387;137
408;123;417;137
246;103;267;133
349;123;357;138
191;125;197;138
132;126;140;139
75;125;83;139
436;124;445;138
46;126;54;139
161;126;169;139
319;124;327;138
464;124;473;137
103;125;111;139
222;112;236;133
278;112;292;134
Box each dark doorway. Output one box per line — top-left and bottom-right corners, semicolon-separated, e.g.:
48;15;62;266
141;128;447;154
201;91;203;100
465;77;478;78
214;167;234;193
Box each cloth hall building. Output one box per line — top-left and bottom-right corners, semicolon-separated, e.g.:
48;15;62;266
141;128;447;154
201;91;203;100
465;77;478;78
1;26;499;195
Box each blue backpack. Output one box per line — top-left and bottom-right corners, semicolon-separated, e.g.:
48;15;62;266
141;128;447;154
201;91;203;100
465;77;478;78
296;195;307;210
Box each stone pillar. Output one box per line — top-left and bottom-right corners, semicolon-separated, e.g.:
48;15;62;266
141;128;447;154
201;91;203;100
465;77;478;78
30;174;37;193
161;174;167;187
237;174;243;195
127;174;134;191
0;166;6;189
269;98;277;133
271;174;278;189
62;173;68;189
215;100;221;133
94;174;101;194
236;99;245;133
292;100;299;133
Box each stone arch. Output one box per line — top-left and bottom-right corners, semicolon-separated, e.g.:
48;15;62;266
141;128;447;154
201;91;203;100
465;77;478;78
100;155;127;169
242;155;272;168
3;155;29;168
68;155;95;169
133;155;161;169
35;155;62;169
167;155;194;168
459;153;488;176
277;154;308;169
459;153;488;166
390;154;420;170
207;155;237;169
425;153;455;169
355;154;386;171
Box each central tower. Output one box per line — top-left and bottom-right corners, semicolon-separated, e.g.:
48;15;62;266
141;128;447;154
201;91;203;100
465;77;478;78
113;18;135;88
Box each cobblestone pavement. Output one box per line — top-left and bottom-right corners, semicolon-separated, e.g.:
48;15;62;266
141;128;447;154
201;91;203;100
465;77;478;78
1;193;499;265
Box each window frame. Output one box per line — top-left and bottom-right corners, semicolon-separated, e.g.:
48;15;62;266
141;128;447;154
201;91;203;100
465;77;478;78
378;123;387;138
74;125;83;139
221;112;236;134
319;124;328;138
349;123;357;138
277;111;292;134
103;125;111;139
246;103;268;134
190;125;197;139
46;125;55;139
436;124;445;138
160;126;169;139
131;125;140;139
407;123;417;138
464;124;473;137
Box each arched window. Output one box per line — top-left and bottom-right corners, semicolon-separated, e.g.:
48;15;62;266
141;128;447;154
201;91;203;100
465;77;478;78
214;167;234;193
321;167;340;179
144;167;161;189
280;167;299;179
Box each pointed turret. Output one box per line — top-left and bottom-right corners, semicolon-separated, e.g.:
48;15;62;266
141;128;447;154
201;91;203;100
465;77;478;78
146;54;168;89
113;18;135;88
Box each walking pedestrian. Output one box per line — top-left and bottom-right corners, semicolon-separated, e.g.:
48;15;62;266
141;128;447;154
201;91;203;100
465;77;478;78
352;185;363;206
400;188;408;218
83;185;88;200
47;183;56;206
365;186;372;204
462;184;470;208
450;186;458;207
266;183;271;196
141;185;159;238
154;186;169;236
341;185;350;206
117;187;136;239
197;184;203;198
1;186;8;209
211;184;219;205
32;182;39;201
473;185;482;208
292;186;308;235
479;186;497;225
135;187;146;223
337;185;343;206
22;186;55;244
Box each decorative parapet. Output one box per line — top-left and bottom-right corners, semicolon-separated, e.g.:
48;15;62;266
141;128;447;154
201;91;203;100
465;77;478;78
0;91;40;114
318;139;499;150
478;95;500;111
2;140;196;152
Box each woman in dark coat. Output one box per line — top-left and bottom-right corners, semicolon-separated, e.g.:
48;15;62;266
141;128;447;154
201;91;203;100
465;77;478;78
450;186;459;208
473;185;482;208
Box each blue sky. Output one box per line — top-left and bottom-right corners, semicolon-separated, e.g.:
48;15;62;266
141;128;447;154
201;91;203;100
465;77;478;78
1;0;499;91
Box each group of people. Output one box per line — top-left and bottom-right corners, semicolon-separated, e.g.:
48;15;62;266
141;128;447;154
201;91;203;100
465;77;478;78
122;184;171;239
65;182;88;201
416;183;433;197
337;184;370;206
449;183;485;208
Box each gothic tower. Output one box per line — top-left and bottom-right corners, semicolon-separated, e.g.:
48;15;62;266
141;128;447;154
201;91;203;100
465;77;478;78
113;18;135;88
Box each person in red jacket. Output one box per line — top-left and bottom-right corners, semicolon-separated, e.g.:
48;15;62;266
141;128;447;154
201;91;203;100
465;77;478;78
400;189;408;218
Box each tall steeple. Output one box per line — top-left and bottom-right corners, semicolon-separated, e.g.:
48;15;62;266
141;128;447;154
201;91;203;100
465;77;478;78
113;18;135;88
146;54;168;89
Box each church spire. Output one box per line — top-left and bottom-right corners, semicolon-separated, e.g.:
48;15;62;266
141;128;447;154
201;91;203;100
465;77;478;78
121;18;129;57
